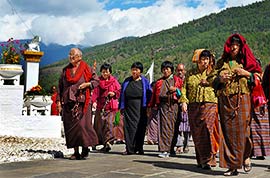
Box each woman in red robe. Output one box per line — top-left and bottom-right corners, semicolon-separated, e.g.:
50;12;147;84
57;48;99;160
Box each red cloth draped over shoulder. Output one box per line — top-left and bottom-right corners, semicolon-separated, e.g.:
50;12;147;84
151;75;183;106
65;60;92;113
223;33;262;73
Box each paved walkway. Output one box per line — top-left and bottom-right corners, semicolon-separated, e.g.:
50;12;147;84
0;143;269;178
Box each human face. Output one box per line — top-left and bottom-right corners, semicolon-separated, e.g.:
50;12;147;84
230;43;240;58
176;64;185;79
101;69;111;80
51;86;57;93
162;67;172;78
198;56;209;71
69;49;81;66
131;68;141;80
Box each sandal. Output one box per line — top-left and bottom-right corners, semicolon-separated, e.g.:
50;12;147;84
243;162;252;172
243;159;252;172
81;147;89;158
69;153;81;160
224;169;238;176
183;147;189;153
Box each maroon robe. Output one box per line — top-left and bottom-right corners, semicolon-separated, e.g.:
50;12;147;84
58;61;99;148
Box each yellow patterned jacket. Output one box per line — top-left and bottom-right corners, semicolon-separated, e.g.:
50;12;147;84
215;60;250;96
180;67;218;104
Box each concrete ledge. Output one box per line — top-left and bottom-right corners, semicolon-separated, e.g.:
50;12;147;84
0;115;62;138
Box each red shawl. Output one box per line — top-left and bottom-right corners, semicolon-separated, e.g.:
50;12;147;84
65;60;92;113
150;75;183;106
223;33;262;73
99;75;116;91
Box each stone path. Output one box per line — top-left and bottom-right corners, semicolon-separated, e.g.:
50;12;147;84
0;144;269;178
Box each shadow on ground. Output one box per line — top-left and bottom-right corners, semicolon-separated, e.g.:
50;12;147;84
134;160;224;176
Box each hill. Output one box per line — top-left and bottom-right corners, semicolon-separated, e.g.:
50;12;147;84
40;0;270;91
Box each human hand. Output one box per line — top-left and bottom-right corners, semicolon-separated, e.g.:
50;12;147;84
107;91;115;98
169;86;177;93
182;102;187;113
92;102;97;110
78;82;90;90
200;79;209;86
57;102;62;114
219;71;232;83
233;68;250;77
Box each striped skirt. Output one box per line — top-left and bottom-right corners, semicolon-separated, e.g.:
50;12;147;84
218;94;252;169
188;102;218;166
251;104;270;156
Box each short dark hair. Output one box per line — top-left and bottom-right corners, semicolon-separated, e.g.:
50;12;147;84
161;60;174;72
100;63;112;73
131;62;143;73
200;50;211;58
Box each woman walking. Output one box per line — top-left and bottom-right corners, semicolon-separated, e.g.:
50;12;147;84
213;33;262;176
92;63;121;152
119;62;152;155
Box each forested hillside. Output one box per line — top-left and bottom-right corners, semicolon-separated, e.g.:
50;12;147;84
40;0;270;91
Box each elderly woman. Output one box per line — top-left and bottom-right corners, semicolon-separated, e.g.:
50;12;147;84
149;61;183;158
180;50;218;169
92;63;121;152
57;48;99;160
213;33;262;176
119;62;152;155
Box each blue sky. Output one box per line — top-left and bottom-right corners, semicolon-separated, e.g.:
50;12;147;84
0;0;263;46
101;0;227;10
101;0;157;10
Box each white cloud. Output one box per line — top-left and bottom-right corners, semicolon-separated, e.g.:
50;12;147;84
0;0;264;46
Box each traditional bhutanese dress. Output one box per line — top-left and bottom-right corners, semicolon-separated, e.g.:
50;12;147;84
180;67;218;166
92;75;121;146
58;61;99;148
214;60;252;169
149;75;183;153
214;33;263;169
251;72;270;157
119;76;152;154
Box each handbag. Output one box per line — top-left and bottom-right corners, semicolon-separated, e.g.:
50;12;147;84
251;74;267;108
113;111;121;126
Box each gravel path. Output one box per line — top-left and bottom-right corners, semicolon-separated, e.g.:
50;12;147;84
0;136;72;164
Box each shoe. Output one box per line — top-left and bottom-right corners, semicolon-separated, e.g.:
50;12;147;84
158;152;170;158
81;147;89;158
122;150;132;155
100;145;111;153
183;147;189;153
243;162;252;172
136;148;144;155
69;153;81;160
170;151;176;156
224;169;239;176
255;156;265;160
201;164;211;170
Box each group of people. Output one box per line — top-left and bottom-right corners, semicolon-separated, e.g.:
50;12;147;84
56;33;270;176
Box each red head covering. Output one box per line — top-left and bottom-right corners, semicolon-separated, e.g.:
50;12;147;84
223;33;261;73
